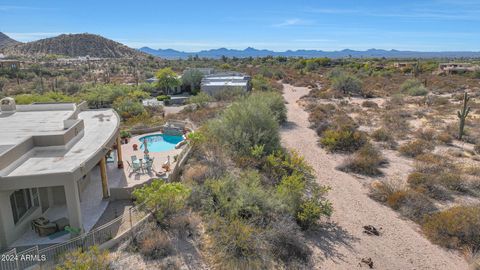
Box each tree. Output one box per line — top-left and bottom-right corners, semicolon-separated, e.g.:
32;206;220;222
182;69;204;92
155;68;180;95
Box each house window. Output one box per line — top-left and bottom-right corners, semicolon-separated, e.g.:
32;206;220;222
9;189;37;224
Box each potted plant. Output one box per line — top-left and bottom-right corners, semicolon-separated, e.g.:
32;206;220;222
120;130;132;144
132;144;138;151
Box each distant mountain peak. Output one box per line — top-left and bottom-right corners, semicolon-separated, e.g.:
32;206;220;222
0;32;21;49
2;33;147;58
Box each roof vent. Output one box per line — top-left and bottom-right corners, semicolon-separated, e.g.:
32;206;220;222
0;97;16;115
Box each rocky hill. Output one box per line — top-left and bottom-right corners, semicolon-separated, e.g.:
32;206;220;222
0;32;20;49
2;33;146;58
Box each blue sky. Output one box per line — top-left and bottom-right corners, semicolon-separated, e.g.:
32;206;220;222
0;0;479;51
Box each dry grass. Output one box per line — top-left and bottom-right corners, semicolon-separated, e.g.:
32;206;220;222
338;143;386;176
399;140;435;158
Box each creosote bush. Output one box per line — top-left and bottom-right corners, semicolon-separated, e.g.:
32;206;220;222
399;140;434;157
338;143;386;176
422;206;480;250
55;246;109;270
320;128;367;153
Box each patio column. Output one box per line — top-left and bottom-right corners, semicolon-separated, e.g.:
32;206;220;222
100;157;109;199
65;181;83;232
116;136;124;169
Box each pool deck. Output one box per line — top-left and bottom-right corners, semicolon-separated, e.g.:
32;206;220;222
116;133;184;188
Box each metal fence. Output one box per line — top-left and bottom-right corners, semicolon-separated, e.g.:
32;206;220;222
0;204;149;270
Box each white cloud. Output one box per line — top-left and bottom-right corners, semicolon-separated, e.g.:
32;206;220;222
273;19;314;27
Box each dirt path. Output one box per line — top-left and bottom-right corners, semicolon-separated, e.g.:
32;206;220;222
280;84;468;270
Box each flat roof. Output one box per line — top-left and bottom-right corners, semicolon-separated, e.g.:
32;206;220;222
0;110;73;145
203;81;248;86
0;105;119;177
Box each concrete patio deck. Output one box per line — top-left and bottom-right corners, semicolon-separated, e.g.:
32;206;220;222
115;132;184;188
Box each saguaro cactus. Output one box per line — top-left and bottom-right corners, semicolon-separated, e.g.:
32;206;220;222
457;92;471;140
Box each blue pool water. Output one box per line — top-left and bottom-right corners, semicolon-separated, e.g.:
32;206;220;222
139;134;184;152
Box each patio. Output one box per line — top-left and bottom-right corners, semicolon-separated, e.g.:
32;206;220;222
113;132;184;188
10;164;125;248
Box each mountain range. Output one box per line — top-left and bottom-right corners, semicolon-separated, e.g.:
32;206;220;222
0;33;146;58
1;31;480;60
139;47;480;60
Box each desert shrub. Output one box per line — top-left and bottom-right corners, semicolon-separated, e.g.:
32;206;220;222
133;180;191;221
475;143;480;155
263;150;314;184
387;190;437;221
371;128;392;142
414;128;437;142
296;197;330;230
320;128;367;152
167;213;201;238
400;79;428;96
399;140;434;157
188;92;211;108
332;73;363;96
437;131;453;144
422;206;480;250
382;110;410;138
138;229;174;259
56;246;109;270
183;163;210;184
156;95;171;101
369;178;405;203
266;217;311;264
250;91;287;124
113;97;146;119
207;94;281;157
361;100;379;108
338;143;386;176
209;217;265;268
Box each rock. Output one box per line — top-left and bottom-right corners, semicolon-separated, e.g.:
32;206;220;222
361;257;374;268
363;225;380;236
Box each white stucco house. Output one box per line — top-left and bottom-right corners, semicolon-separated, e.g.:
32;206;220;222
0;97;123;249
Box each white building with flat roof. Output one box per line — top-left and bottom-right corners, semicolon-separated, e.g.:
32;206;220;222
0;98;123;249
200;72;251;96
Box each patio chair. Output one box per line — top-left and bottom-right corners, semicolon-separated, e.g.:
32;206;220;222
132;160;142;173
32;218;58;237
131;155;138;163
145;157;155;173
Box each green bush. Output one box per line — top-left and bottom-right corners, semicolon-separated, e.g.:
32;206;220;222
56;246;109;270
156;95;171;101
422;206;480;250
133;180;190;221
188;92;211;108
113;97;145;119
400;79;428;96
320;128;367;152
296;195;332;230
249;92;287;124
207;94;281;157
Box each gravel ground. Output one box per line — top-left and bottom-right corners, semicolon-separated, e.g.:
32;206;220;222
280;84;468;270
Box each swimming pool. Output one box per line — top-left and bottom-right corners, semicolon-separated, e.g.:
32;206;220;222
139;134;184;152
